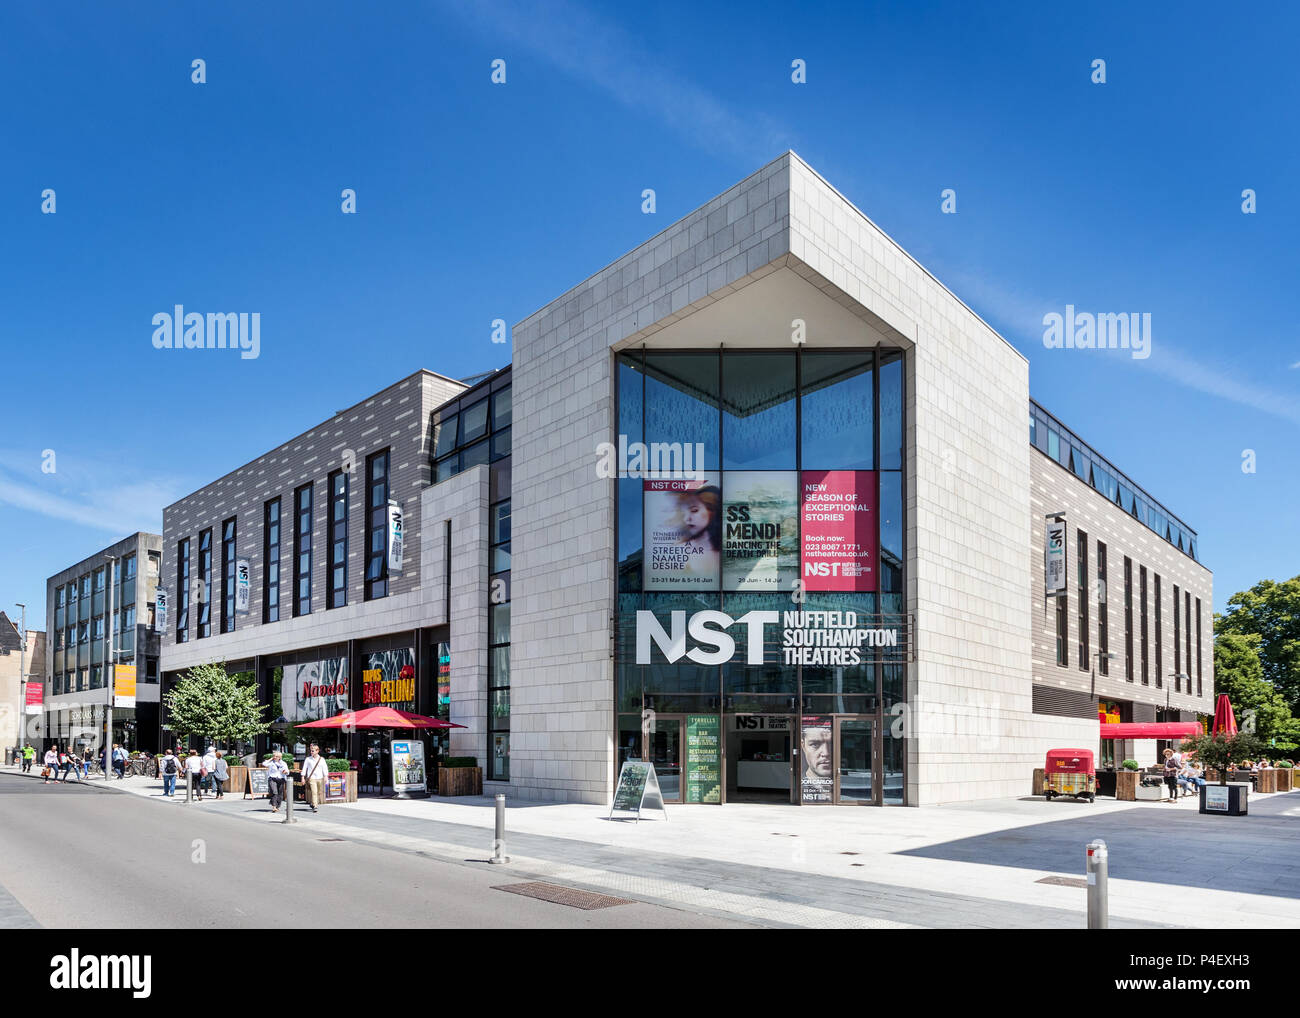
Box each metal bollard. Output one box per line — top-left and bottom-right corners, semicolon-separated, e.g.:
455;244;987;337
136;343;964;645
1086;839;1108;929
282;775;296;824
185;771;193;804
489;793;509;864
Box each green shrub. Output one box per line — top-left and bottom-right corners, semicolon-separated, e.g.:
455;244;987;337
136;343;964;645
441;756;478;768
1121;759;1141;771
325;758;350;772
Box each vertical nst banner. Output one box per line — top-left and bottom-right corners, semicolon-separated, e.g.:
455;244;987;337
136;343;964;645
1045;519;1067;594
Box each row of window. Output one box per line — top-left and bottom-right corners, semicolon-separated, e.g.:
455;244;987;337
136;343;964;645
53;553;158;625
1054;531;1203;696
1031;402;1198;561
433;382;512;483
175;449;393;641
51;657;158;695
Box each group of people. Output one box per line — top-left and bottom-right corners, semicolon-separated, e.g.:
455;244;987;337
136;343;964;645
1161;747;1207;800
264;745;331;813
155;745;230;799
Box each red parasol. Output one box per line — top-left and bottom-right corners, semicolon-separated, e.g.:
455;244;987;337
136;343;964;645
295;706;465;730
1212;694;1238;737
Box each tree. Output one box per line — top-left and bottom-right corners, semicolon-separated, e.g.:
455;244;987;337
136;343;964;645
1216;577;1300;710
1214;633;1298;749
164;661;271;745
1180;731;1265;785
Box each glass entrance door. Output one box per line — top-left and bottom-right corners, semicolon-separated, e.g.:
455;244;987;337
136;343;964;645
835;717;878;805
648;714;685;803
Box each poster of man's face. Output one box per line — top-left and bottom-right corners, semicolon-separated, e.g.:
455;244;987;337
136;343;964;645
801;717;833;803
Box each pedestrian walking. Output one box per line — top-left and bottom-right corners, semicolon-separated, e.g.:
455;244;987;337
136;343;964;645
111;743;128;780
159;748;179;797
58;747;76;783
21;744;35;773
201;745;218;796
301;743;329;813
81;746;93;780
264;750;290;812
42;746;57;783
212;750;229;799
184;749;204;799
1162;748;1181;802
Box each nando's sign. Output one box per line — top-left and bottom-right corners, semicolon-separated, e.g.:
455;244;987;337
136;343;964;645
635;609;908;666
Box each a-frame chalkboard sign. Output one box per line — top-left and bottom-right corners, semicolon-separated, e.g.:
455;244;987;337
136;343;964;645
608;759;668;822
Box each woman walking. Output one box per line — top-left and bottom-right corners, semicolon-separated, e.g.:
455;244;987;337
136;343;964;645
1162;748;1181;802
43;746;57;784
184;749;204;799
211;750;229;799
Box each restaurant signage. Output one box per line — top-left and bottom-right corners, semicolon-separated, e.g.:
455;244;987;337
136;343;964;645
282;659;349;723
362;649;416;709
685;715;721;804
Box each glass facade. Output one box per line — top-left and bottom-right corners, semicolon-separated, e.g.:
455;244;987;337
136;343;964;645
615;348;908;806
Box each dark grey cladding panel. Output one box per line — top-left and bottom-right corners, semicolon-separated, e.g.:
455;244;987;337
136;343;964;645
1031;684;1096;719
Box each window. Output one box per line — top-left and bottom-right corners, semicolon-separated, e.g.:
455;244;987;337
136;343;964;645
94;567;105;592
1055;592;1068;667
56;586;65;608
461;399;490;444
176;538;190;643
1076;531;1089;670
80;574;90;599
148;551;160;581
264;498;281;623
1173;584;1181;690
197;529;212;638
1139;566;1148;685
122;554;136;580
1196;598;1202;696
365;449;390;601
221;517;237;634
1154;574;1163;689
1186;590;1193;695
801;351;873;469
1123;556;1133;682
327;470;348;609
294;484;313;616
1097;542;1108;674
488;601;510;781
491;500;511;574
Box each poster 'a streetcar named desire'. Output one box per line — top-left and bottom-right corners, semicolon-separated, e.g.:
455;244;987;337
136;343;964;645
644;474;721;589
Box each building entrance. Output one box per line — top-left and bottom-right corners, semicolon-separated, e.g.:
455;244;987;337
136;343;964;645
725;714;794;803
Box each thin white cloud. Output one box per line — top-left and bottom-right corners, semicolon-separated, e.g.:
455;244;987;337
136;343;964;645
0;451;180;537
432;0;790;164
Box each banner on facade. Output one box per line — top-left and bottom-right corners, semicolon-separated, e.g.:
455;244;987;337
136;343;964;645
1045;519;1067;595
436;642;451;720
390;739;426;794
643;474;721;590
800;470;877;591
154;588;168;633
387;500;404;572
281;659;349;723
685;714;721;803
113;665;137;708
722;471;798;591
800;716;833;803
24;682;43;714
236;558;251;613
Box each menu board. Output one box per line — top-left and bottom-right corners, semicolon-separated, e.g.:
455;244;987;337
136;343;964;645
722;472;799;591
644;475;722;589
800;716;834;803
800;470;876;591
246;768;269;798
685;715;721;804
325;771;348;802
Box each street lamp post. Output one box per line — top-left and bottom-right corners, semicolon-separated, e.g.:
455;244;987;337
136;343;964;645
15;603;26;758
105;555;117;779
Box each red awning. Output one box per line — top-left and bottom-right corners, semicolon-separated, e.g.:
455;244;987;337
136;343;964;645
1098;722;1201;739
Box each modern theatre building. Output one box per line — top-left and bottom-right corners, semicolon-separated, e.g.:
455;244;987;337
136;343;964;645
159;152;1212;808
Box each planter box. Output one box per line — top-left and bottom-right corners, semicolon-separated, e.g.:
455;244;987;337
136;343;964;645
1256;769;1278;793
320;770;358;803
1134;783;1165;801
1275;769;1292;792
1032;768;1045;796
223;765;248;794
1200;782;1249;816
1115;770;1139;801
438;766;482;797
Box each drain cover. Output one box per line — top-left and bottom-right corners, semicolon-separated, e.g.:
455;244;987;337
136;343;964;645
1036;876;1087;888
493;882;633;910
316;838;346;842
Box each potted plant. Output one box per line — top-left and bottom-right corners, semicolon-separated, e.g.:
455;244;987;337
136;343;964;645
1113;759;1141;801
1181;732;1264;816
1275;759;1294;792
437;755;483;797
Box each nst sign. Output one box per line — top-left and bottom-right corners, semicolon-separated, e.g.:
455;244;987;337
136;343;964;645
636;610;778;665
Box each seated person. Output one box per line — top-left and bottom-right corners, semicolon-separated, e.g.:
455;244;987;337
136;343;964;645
1177;762;1204;796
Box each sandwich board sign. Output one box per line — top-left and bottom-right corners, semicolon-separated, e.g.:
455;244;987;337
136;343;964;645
608;759;668;822
245;768;270;799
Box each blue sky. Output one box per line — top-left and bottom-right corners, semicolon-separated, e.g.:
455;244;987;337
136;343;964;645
1;0;1296;627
